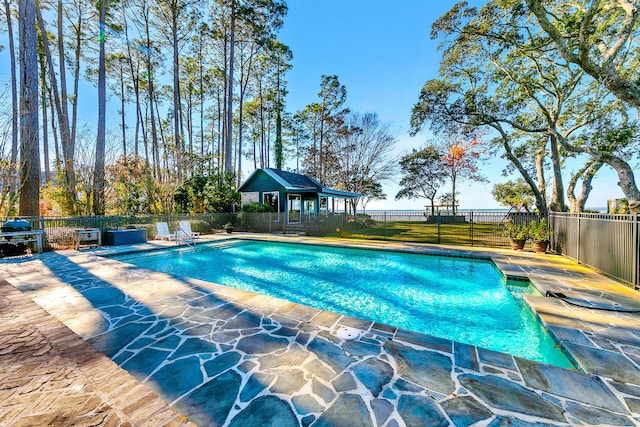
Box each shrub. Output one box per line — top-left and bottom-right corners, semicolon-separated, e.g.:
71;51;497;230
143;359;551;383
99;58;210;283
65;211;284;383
504;219;529;240
528;218;552;241
241;202;274;213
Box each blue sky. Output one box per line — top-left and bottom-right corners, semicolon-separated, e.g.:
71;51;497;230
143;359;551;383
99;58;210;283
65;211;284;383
277;1;623;211
0;1;625;210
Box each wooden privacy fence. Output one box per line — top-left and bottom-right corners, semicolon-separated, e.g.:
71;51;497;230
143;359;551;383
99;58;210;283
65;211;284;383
549;213;640;289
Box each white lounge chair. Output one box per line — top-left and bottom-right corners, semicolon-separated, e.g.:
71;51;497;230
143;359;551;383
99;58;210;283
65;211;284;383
179;221;200;238
155;222;176;241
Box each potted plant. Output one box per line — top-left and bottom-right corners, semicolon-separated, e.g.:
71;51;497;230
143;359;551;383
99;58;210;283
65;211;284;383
224;222;234;234
504;219;529;250
529;218;552;253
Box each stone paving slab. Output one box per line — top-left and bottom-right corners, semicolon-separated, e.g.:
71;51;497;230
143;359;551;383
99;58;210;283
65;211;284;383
0;278;194;427
2;235;640;426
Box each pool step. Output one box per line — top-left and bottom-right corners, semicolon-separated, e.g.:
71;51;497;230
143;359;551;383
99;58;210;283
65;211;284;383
284;223;307;235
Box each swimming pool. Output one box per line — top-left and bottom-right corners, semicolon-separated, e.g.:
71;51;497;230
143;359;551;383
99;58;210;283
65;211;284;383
115;239;572;367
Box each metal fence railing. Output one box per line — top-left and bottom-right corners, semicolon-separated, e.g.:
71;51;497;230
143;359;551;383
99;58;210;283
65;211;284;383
8;210;639;289
341;211;541;248
549;213;639;289
17;213;233;250
10;211;542;250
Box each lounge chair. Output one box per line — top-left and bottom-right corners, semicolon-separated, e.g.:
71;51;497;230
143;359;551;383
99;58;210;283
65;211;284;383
179;221;200;238
155;222;176;241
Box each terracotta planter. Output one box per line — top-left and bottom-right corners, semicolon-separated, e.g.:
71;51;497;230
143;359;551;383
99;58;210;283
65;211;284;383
510;238;526;251
532;240;549;253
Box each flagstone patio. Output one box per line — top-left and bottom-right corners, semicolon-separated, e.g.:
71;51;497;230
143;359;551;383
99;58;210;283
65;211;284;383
2;235;640;426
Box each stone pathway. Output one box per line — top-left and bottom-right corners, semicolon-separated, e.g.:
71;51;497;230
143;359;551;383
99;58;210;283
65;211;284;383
0;278;193;427
2;235;640;426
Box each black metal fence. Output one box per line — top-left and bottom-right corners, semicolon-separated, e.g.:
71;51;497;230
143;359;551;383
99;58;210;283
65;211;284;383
13;211;541;250
340;211;541;248
11;210;639;289
549;213;640;289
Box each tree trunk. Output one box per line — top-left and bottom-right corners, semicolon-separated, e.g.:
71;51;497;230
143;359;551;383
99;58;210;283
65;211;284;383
237;41;256;185
18;0;40;217
36;3;77;212
275;66;283;169
2;0;19;216
275;108;283;169
217;82;223;171
548;133;565;211
120;76;127;160
144;10;161;181
296;130;300;173
172;13;182;179
568;160;602;213
156;96;168;179
258;80;265;168
557;133;640;213
40;54;51;183
57;0;72;147
143;104;151;166
319;106;325;183
253;132;257;169
494;124;548;213
48;83;60;166
237;62;245;185
604;155;640;213
123;11;141;158
451;171;457;216
266;116;271;167
187;89;193;158
224;1;235;174
70;3;83;147
92;0;106;215
535;144;546;205
199;39;205;160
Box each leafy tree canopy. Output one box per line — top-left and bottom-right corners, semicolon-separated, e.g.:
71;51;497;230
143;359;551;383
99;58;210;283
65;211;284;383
174;172;240;214
203;172;241;213
108;156;159;215
396;145;446;214
492;178;536;212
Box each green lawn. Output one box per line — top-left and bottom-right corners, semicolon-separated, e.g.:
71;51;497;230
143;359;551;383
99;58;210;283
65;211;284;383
327;220;511;247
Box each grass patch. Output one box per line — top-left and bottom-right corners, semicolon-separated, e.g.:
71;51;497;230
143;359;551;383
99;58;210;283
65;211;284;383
328;220;511;247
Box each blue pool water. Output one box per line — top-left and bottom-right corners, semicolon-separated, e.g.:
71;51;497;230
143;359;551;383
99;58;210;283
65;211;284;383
115;240;572;367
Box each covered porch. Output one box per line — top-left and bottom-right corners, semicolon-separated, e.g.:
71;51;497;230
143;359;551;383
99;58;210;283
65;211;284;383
285;190;360;225
238;168;361;226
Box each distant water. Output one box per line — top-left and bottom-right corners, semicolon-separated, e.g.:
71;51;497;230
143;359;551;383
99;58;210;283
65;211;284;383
366;209;509;213
364;207;607;213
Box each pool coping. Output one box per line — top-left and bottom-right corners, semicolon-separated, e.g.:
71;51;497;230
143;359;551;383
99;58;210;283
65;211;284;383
155;233;639;379
106;236;569;367
3;233;640;425
239;235;640;383
96;233;640;384
0;277;195;426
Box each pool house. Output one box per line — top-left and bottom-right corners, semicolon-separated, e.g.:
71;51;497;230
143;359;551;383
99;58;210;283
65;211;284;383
238;168;361;224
